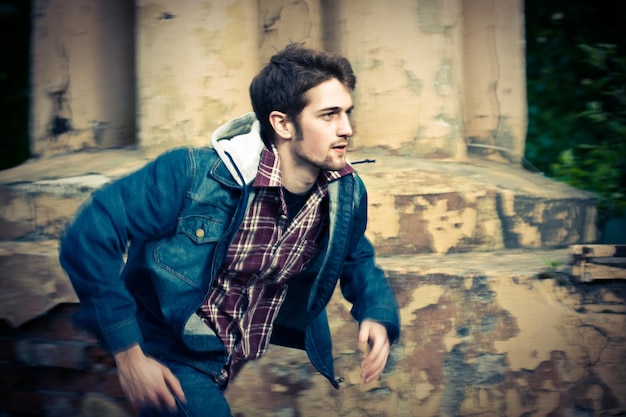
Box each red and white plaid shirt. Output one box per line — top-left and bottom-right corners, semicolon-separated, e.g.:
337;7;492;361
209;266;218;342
198;145;354;384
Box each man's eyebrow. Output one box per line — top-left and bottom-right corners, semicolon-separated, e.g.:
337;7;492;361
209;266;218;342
317;105;354;113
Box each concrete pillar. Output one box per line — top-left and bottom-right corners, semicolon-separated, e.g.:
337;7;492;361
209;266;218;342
30;0;135;157
463;0;527;163
331;0;467;160
136;0;259;149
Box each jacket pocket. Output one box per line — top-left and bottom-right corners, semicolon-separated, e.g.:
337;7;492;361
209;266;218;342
179;215;225;243
154;215;226;289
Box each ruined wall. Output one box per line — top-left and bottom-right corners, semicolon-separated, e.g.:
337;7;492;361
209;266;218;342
29;0;526;162
2;249;624;417
9;1;620;417
136;0;259;148
224;251;626;417
463;0;527;163
30;0;136;156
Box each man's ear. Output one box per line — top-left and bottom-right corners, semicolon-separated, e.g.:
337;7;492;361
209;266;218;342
269;111;294;140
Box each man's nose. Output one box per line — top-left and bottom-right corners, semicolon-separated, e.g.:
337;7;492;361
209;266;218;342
338;113;353;138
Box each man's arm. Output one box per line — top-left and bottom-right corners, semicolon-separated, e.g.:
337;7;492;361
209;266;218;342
59;147;193;353
340;177;401;383
59;148;195;409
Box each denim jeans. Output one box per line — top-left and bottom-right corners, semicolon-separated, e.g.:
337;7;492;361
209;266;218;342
137;359;232;417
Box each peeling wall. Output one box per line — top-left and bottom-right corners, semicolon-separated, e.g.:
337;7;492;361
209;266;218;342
336;0;467;159
354;153;597;255
258;0;323;63
224;252;626;416
30;0;527;163
463;0;527;163
30;0;135;156
136;0;259;148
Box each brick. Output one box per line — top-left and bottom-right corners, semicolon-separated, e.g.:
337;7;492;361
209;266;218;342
0;366;38;390
0;338;18;362
14;314;53;340
86;345;117;371
79;393;133;417
41;392;82;417
0;241;78;328
46;313;86;341
15;340;90;370
36;367;102;394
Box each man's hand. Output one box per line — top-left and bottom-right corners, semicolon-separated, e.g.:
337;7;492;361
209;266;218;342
358;319;391;384
113;344;186;412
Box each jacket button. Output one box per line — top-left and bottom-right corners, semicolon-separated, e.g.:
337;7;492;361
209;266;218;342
195;229;205;238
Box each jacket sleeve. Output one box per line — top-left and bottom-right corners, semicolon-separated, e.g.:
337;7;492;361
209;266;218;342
339;176;400;343
58;147;194;353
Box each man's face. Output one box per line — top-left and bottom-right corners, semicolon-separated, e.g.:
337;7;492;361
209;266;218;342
291;78;354;172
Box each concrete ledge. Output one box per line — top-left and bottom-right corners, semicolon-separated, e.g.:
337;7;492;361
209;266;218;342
0;149;598;252
0;240;77;327
3;239;625;417
0;148;154;241
226;247;626;417
352;149;597;254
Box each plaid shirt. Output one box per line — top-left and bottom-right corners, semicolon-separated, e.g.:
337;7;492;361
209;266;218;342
198;145;354;384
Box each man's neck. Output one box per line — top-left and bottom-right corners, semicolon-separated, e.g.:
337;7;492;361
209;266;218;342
275;144;319;195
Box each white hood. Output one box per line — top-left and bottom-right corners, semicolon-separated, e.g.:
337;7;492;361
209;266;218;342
211;113;265;186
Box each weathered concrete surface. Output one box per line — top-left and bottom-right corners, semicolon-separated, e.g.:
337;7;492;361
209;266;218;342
30;0;136;156
258;0;323;63
2;239;624;416
0;149;153;241
463;0;527;163
30;0;527;163
336;0;467;159
0;148;597;253
0;241;77;327
225;249;626;416
0;148;621;415
136;0;260;148
351;149;597;255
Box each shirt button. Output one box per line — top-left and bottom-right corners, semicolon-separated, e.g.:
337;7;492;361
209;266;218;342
195;229;205;238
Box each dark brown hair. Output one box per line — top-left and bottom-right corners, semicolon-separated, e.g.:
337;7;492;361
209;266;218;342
249;43;356;141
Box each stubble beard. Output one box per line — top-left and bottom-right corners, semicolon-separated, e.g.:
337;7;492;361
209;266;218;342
293;123;347;172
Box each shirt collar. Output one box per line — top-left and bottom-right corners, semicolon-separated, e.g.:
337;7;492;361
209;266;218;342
253;144;355;188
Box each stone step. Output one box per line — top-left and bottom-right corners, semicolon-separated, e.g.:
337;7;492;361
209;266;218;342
351;150;598;255
0;148;154;242
0;149;598;253
0;240;77;328
6;239;617;330
3;242;624;417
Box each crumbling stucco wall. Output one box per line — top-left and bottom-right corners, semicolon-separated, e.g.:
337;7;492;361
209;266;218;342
30;0;136;155
136;0;259;148
30;0;526;163
224;252;626;416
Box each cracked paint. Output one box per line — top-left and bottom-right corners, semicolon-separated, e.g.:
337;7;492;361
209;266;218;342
224;263;625;416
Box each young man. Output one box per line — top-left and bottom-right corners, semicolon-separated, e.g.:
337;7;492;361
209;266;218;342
59;44;400;417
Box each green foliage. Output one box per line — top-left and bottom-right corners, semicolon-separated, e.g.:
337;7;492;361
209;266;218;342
550;44;626;217
537;258;568;286
525;1;626;222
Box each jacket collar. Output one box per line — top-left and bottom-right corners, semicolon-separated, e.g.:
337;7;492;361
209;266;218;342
211;112;265;186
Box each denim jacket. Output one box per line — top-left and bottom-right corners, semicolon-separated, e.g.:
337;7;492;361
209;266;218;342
59;113;400;387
